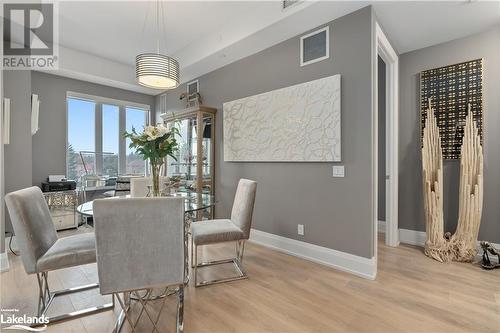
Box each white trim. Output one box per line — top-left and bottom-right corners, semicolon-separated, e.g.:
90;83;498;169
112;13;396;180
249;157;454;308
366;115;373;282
399;228;427;247
186;80;199;96
378;220;386;233
249;229;376;280
2;98;10;144
398;229;500;261
66;91;151;111
0;252;9;272
300;26;330;67
375;22;399;249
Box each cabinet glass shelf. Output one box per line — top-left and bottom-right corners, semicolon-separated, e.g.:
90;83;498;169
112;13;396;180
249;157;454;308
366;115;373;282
161;106;216;220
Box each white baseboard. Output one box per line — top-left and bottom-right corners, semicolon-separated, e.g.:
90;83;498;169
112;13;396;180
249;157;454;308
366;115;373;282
398;229;499;262
399;228;427;246
0;252;9;272
249;229;376;280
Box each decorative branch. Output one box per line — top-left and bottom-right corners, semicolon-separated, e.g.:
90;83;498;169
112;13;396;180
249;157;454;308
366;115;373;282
422;98;448;262
422;101;484;262
449;105;484;262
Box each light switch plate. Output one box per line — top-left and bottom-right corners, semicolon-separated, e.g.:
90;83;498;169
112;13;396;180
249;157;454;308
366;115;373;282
332;165;345;177
298;224;305;236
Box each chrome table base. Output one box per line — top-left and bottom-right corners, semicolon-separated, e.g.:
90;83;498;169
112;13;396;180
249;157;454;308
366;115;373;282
112;286;184;333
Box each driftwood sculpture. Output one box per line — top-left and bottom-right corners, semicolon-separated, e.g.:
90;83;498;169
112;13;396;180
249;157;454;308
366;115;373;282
422;98;447;261
422;100;483;262
450;105;484;261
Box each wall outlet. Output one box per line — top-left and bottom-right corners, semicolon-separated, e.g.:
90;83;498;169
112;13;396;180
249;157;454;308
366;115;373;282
298;224;305;236
332;165;345;177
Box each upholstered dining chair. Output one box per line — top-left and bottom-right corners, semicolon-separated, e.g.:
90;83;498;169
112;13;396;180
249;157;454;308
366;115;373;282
93;197;186;333
130;176;168;197
4;186;113;324
103;176;140;197
191;179;257;287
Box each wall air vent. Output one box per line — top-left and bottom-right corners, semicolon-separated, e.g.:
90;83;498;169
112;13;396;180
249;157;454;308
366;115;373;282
300;26;330;66
283;0;300;10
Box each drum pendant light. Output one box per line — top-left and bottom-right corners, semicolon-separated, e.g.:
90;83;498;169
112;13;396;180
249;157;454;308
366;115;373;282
136;0;179;89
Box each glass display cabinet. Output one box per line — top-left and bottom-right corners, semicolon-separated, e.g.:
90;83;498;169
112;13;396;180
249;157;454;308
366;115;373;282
161;106;216;220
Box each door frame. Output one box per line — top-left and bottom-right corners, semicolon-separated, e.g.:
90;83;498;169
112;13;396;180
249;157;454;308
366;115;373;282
374;23;399;250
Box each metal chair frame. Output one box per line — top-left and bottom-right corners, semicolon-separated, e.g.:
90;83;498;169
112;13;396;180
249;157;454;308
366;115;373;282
192;238;248;287
34;271;114;326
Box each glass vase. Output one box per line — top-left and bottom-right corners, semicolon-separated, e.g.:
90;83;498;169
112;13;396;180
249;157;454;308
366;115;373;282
150;161;163;197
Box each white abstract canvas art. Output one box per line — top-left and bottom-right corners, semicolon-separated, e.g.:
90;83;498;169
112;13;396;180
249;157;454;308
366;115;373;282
223;74;341;162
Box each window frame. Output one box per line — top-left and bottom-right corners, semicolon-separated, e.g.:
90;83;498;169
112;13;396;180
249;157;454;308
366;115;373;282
66;91;150;178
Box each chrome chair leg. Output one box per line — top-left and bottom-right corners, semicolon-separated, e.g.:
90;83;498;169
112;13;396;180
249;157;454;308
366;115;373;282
236;240;245;263
112;293;133;333
114;293;135;333
194;244;198;286
191;236;194;269
33;271;114;326
176;285;184;333
193;240;248;287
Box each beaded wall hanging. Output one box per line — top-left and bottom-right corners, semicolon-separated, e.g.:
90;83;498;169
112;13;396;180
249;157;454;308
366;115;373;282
420;58;483;159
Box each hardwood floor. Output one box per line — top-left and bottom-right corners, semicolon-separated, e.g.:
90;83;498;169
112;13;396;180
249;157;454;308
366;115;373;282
1;229;499;333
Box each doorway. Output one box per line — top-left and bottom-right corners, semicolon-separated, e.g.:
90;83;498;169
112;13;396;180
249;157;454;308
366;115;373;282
375;23;399;253
378;56;387;243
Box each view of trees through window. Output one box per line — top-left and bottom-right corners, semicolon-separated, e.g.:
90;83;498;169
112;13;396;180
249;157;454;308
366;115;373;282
102;104;119;177
126;107;148;175
66;96;148;184
67;98;95;183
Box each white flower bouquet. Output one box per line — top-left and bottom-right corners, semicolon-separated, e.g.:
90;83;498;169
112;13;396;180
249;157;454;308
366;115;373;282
124;124;179;196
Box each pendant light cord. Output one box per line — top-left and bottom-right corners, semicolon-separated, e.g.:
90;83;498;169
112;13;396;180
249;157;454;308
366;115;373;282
156;0;160;54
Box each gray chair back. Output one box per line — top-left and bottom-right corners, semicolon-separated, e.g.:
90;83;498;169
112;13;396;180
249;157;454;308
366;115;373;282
4;187;58;274
130;177;168;197
230;179;257;239
114;176;132;196
93;197;185;294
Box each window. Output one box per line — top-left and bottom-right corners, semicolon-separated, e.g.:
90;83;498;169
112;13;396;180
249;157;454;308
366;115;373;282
102;104;119;177
66;92;149;182
67;98;95;181
126;107;148;175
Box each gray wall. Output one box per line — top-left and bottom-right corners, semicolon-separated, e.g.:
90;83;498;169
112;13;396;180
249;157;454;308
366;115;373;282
399;26;500;243
3;71;33;235
0;70;3;253
160;7;375;258
2;71;155;234
30;71;156;187
378;56;386;222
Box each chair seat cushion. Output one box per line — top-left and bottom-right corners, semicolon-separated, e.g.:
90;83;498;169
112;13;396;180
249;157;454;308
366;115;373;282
191;219;244;245
37;233;96;272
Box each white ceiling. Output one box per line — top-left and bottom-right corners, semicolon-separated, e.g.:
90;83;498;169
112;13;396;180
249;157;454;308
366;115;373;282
58;1;262;66
373;1;500;54
47;1;500;94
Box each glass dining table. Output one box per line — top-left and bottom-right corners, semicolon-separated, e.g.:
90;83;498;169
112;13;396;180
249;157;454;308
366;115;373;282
76;191;216;294
76;191;216;219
